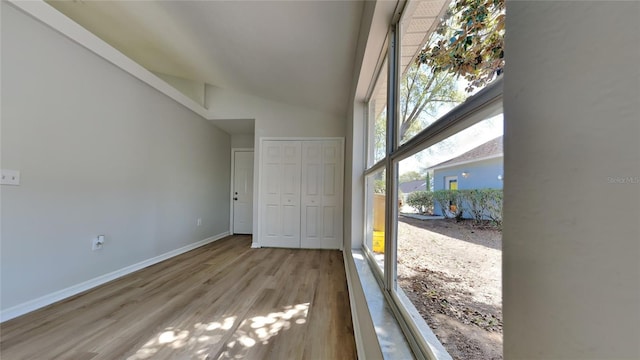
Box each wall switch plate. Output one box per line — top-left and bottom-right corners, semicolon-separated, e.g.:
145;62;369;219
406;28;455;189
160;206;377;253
197;218;202;226
1;170;20;185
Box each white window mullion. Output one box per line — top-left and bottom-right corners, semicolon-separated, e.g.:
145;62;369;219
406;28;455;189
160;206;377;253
384;25;400;291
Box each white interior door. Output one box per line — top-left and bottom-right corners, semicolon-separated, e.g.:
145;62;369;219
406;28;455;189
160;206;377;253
261;141;301;248
233;151;254;234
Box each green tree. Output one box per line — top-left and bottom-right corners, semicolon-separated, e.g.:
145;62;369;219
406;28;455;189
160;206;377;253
406;191;434;214
399;62;463;143
399;171;423;183
374;60;462;160
376;0;504;159
373;110;386;162
417;0;505;92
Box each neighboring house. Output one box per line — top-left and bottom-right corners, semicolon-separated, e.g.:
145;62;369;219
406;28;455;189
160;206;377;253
397;179;427;212
428;136;503;216
398;179;427;194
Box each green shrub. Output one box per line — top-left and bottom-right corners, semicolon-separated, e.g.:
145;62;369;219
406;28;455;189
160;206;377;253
485;189;503;228
433;190;463;219
406;191;434;214
463;189;492;224
432;190;450;218
433;189;503;226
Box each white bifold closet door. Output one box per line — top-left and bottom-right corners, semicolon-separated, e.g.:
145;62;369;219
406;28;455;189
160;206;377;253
260;139;343;249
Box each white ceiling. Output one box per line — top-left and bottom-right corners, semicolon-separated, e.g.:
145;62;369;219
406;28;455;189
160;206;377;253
47;0;365;119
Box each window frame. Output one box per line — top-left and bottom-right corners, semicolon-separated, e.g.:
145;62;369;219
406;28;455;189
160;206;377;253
365;33;392;170
361;3;505;357
363;167;387;279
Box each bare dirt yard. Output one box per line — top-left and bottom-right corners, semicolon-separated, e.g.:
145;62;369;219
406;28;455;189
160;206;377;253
396;216;502;360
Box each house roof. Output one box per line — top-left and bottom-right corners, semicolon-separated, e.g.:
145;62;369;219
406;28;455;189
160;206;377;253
429;135;503;170
399;180;427;194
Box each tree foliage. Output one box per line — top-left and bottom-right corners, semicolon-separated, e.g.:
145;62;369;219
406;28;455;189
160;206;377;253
466;189;491;224
433;190;463;219
373;110;386;162
406;191;434;214
399;171;424;183
399;63;463;142
417;0;505;92
373;0;504;161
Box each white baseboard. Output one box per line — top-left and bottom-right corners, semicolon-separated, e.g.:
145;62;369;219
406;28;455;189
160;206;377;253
344;251;366;360
0;232;229;323
251;242;261;248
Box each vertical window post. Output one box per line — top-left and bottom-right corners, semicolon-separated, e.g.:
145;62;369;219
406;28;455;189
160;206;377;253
384;26;400;290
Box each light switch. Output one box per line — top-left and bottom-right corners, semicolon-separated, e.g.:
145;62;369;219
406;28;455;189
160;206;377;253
1;170;20;186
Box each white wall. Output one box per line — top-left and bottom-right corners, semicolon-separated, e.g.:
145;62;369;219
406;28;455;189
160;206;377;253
344;0;393;251
341;0;397;358
153;71;206;107
1;3;231;314
205;85;345;139
205;85;345;243
345;101;366;250
231;134;255;149
503;1;640;358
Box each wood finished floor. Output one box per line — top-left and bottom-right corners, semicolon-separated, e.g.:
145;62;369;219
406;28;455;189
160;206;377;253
0;235;357;359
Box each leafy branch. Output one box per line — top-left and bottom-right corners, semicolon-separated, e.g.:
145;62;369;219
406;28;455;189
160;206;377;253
417;0;505;92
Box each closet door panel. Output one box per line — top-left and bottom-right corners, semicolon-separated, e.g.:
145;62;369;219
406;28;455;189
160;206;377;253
265;205;280;236
301;141;323;248
300;140;343;249
260;141;301;248
319;140;343;249
322;206;336;238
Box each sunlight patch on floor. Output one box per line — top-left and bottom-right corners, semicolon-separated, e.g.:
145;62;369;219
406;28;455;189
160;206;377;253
128;304;310;359
218;303;310;358
128;316;237;360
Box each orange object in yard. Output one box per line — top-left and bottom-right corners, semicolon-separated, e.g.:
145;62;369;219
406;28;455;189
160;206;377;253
373;193;386;232
373;231;385;253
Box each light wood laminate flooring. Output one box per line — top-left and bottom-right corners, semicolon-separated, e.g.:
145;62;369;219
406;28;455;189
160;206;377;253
1;235;357;359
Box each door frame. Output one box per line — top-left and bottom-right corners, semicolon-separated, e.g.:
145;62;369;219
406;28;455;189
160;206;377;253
230;148;254;235
444;175;458;190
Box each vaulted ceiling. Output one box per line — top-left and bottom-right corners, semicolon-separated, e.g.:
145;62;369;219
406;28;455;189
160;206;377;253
46;1;365;118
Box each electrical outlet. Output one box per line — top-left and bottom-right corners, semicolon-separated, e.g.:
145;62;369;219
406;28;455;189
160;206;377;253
1;169;20;185
197;218;202;227
92;235;105;251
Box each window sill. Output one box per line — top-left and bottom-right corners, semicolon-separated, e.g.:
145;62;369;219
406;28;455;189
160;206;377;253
351;250;415;359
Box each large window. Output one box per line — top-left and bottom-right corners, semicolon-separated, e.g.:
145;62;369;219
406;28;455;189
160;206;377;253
395;116;504;359
363;0;504;358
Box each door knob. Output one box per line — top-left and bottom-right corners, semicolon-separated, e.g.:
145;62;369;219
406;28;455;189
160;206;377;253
234;197;238;201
